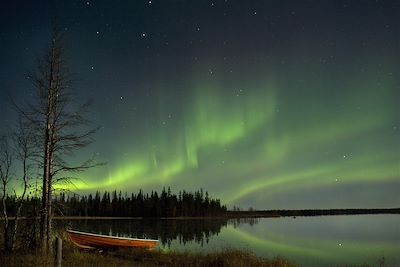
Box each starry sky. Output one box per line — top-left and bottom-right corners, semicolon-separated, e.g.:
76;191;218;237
0;0;399;209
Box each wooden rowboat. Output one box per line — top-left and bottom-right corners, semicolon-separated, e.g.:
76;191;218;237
67;229;159;249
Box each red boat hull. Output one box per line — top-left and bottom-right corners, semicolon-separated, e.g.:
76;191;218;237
67;230;158;249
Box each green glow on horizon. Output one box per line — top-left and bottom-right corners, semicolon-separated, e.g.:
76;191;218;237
67;68;399;209
74;80;278;190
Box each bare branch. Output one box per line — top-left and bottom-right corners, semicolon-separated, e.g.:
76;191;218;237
12;23;104;253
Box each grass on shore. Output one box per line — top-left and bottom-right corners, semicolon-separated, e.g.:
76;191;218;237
0;233;382;267
1;247;297;267
0;234;297;267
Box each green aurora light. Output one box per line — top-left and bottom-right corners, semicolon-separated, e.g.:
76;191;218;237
72;66;399;209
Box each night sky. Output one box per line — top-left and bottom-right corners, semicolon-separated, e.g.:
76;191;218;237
1;0;399;209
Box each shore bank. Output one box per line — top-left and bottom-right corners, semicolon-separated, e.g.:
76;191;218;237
0;246;296;267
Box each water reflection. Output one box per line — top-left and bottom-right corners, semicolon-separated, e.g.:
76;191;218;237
62;218;250;246
60;215;400;267
61;218;260;247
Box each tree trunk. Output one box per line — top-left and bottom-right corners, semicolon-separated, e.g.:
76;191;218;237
40;36;56;253
11;154;29;252
4;224;13;253
40;141;51;253
40;71;54;253
2;174;11;252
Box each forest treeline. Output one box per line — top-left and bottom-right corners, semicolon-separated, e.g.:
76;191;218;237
4;187;227;218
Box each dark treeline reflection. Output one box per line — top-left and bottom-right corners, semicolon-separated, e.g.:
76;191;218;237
56;218;259;247
59;219;224;246
231;217;260;228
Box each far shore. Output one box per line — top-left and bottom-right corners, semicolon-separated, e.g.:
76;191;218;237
4;207;399;220
227;207;400;218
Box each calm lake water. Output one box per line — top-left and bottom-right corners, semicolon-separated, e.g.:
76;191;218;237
62;215;400;267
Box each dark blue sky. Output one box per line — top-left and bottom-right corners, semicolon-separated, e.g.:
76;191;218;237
1;0;399;209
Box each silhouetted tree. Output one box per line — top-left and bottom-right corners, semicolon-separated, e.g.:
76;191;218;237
0;118;34;252
0;136;13;252
4;188;227;219
15;24;100;253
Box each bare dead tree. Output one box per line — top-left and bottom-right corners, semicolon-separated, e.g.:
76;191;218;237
16;24;100;253
0;119;34;253
0;136;13;252
10;118;34;251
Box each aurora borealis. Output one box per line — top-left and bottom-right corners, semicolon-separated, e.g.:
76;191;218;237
1;0;399;209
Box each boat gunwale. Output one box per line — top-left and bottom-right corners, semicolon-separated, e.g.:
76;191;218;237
67;229;159;242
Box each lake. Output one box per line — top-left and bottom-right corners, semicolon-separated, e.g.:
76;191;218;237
62;215;400;267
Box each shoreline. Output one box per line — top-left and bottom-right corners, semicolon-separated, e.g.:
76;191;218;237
3;208;399;220
226;207;400;218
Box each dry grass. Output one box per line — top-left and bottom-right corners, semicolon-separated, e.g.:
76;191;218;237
107;248;296;267
1;242;297;267
0;232;381;267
